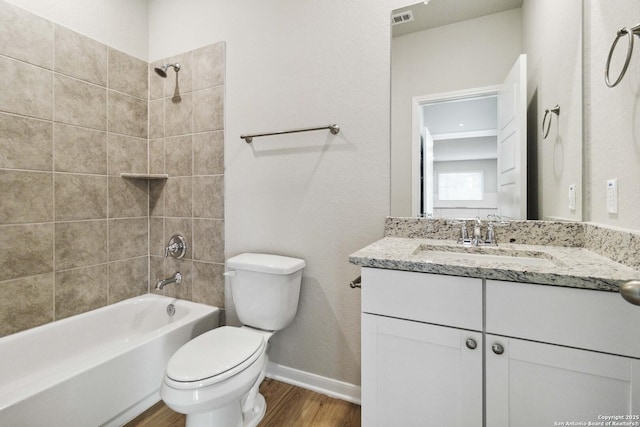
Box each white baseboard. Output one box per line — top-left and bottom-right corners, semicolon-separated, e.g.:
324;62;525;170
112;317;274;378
266;362;361;405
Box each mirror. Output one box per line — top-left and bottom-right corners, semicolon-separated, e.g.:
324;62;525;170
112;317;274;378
390;0;583;221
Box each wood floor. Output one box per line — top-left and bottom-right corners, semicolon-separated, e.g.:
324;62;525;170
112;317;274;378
125;378;361;427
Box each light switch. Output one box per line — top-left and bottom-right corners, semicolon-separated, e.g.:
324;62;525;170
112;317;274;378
607;179;618;214
568;184;576;211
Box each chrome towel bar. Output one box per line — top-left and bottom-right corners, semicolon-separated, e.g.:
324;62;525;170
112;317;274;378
349;275;361;289
240;124;340;143
605;23;640;88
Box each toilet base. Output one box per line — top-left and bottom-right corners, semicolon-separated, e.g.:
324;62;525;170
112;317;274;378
184;393;266;427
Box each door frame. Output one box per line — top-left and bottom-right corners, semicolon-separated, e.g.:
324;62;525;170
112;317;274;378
411;85;501;217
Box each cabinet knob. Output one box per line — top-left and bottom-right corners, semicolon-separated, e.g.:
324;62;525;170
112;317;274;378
620;280;640;305
465;338;478;350
492;343;505;355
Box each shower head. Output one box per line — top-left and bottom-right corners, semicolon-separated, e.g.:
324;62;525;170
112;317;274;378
154;63;181;78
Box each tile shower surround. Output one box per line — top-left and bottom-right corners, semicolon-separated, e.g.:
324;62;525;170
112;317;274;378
0;1;225;337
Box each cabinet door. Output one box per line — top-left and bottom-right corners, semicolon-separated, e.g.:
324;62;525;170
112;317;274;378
486;334;640;427
362;313;482;427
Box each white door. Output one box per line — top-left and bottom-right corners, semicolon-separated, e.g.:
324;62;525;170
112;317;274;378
362;314;482;427
497;54;527;219
486;335;640;427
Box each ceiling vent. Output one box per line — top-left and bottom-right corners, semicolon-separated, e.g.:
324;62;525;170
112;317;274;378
391;10;414;25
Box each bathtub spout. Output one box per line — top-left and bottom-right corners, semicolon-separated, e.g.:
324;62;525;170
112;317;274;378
156;272;182;290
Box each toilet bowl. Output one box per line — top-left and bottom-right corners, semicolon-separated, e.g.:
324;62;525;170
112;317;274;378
160;253;305;427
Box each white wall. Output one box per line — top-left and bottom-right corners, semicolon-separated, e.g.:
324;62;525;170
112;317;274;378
4;0;148;60
391;9;523;216
522;0;582;221
585;0;640;230
148;0;394;386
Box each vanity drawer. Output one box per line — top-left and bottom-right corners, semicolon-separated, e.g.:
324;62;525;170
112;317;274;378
361;268;483;331
486;280;640;358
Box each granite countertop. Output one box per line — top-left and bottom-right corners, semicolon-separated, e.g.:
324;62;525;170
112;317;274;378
349;237;640;292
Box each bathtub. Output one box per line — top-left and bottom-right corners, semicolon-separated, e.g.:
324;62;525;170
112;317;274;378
0;294;219;426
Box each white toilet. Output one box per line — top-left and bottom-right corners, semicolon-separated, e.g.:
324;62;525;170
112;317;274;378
160;253;305;427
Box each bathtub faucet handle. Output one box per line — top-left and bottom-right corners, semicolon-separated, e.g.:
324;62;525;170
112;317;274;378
165;234;188;259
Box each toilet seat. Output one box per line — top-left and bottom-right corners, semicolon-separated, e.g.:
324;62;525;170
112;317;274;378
165;326;266;390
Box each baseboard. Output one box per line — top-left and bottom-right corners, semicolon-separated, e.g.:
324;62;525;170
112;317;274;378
266;362;361;405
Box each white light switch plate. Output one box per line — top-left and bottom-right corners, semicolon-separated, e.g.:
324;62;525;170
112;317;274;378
607;179;618;214
568;184;576;210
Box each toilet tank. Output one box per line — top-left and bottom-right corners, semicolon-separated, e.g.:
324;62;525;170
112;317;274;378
226;253;305;331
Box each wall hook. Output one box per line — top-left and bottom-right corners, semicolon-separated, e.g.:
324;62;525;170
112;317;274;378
542;105;560;139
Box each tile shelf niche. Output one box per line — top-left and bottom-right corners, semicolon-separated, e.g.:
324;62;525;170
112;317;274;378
120;173;169;180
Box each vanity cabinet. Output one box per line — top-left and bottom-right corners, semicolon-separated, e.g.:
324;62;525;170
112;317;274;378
361;268;483;426
361;269;640;426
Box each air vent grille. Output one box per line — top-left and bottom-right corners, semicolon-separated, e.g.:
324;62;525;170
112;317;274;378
391;10;414;25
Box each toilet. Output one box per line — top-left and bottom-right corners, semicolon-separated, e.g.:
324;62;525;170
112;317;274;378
160;253;305;427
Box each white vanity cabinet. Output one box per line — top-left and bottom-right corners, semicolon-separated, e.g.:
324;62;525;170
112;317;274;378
361;269;640;427
361;268;484;427
485;280;640;426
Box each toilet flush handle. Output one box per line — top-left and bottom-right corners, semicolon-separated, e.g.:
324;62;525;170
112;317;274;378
223;270;236;277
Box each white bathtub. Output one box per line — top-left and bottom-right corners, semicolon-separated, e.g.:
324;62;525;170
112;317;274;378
0;294;219;427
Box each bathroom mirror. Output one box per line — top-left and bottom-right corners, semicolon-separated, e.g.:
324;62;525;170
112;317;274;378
390;0;583;221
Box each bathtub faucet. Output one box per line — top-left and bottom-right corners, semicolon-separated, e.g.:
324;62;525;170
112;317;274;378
156;272;182;290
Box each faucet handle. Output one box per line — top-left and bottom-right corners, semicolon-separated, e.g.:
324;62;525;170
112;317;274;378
165;234;188;259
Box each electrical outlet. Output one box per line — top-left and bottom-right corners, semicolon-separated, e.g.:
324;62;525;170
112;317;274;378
607;179;618;214
568;184;576;211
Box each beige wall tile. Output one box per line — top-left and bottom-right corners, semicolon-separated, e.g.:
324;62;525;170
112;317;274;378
54;124;107;174
192;261;225;307
149;179;166;217
54;25;107;86
192;42;225;91
149;217;165;257
0;113;53;171
0;223;53;281
107;134;147;175
108;177;148;218
193;86;224;132
0;56;53;120
55;220;107;270
54;74;107;130
193;131;224;175
0;273;53;337
55;174;107;221
193;176;224;219
0;2;53;69
0;170;52;224
163;52;192;97
165;93;193;137
193;219;224;263
149;139;165;175
108;257;148;303
108;218;148;261
108;48;148;99
165;177;193;217
149;99;165;139
165;217;193;259
108;91;148;138
150;255;164;291
165;135;192;177
55;264;107;320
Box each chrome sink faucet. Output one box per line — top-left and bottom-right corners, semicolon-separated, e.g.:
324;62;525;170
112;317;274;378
156;272;182;290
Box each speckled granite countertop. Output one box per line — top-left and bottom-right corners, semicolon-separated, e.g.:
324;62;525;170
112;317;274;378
349;237;639;292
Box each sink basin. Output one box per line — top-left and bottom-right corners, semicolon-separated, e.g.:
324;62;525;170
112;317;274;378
412;244;560;268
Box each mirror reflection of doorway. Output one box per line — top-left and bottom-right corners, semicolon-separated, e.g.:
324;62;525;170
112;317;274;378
412;54;527;219
420;93;498;218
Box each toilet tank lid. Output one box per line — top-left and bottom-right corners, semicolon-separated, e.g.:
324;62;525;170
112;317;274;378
227;253;305;274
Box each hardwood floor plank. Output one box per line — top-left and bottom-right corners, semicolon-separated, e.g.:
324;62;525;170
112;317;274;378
125;379;360;427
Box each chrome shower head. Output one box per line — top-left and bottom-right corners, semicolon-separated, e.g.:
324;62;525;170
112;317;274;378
154;62;181;78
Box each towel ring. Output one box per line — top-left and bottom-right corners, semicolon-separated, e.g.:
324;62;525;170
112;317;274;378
605;24;640;88
542;105;560;139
